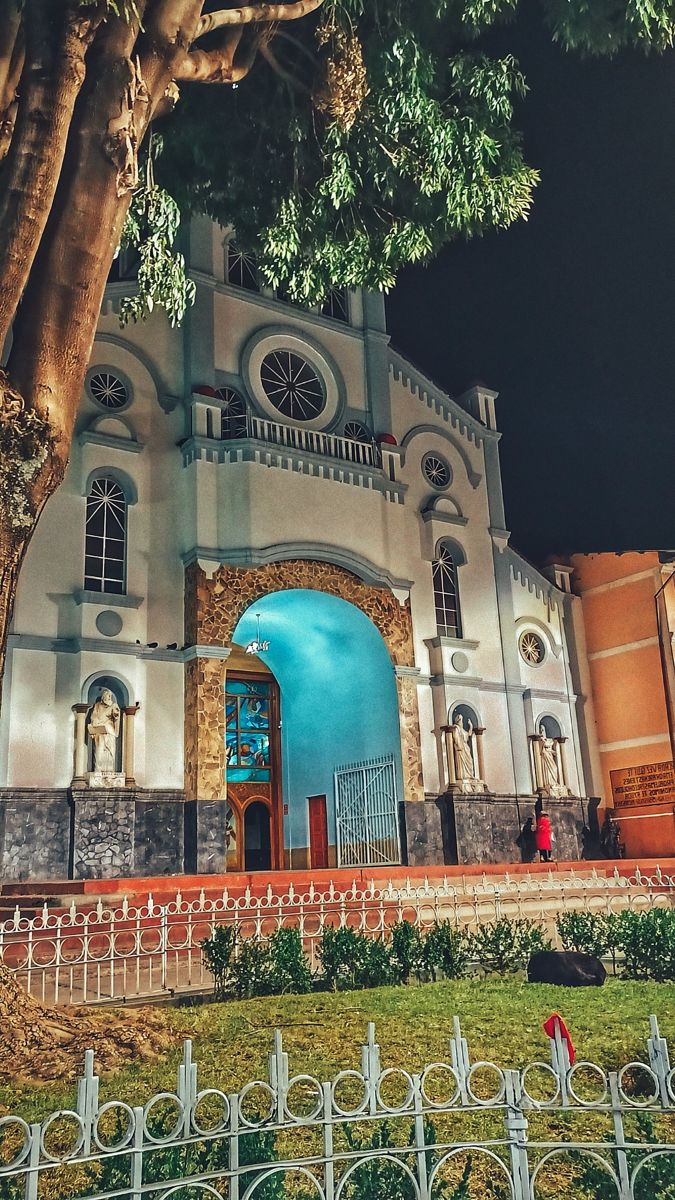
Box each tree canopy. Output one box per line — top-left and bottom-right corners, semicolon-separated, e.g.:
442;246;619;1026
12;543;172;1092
152;0;675;305
0;0;673;683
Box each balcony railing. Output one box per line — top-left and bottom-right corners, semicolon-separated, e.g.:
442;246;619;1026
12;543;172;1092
224;412;380;468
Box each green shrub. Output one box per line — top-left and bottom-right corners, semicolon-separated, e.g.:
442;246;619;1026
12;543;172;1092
472;918;551;974
230;936;275;999
423;922;471;981
201;924;237;999
318;926;397;991
268;927;313;995
613;909;675;982
390;920;425;983
555;911;609;957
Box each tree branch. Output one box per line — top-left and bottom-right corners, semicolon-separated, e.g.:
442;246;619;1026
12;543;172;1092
0;1;22;105
176;26;261;82
194;0;323;39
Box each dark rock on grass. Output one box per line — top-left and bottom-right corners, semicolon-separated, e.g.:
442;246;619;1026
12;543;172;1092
527;950;606;987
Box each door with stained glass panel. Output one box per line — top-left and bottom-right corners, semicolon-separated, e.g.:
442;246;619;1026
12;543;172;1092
224;675;281;871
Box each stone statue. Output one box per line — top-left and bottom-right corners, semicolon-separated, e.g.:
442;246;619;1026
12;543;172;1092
539;725;560;791
88;688;121;774
452;713;476;780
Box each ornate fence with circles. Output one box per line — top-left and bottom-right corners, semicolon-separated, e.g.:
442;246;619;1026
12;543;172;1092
1;1016;674;1199
0;866;673;1006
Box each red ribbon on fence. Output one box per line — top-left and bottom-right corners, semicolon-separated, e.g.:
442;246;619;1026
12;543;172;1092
543;1012;576;1065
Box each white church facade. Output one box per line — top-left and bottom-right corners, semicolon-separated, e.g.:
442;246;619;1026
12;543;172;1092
0;219;605;880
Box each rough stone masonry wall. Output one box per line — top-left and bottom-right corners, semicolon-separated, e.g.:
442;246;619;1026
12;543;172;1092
184;656;226;801
184;560;425;803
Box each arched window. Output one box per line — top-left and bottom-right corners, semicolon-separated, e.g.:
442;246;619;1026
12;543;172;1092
225;242;259;291
432;543;463;638
84;476;127;594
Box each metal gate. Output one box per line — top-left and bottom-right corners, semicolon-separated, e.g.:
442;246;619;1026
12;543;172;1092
334;754;401;867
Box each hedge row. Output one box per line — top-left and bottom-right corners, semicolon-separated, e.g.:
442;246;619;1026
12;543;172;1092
201;908;675;1000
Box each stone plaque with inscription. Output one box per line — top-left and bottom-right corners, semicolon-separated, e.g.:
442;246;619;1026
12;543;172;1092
610;760;675;809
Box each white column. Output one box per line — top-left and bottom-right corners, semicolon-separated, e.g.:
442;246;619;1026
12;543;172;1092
556;737;570;790
441;725;457;787
72;703;89;783
530;735;544;792
123;706;138;786
474;727;487;786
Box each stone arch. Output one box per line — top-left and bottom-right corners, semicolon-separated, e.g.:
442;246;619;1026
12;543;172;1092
183;560;425;811
401;423;482;489
514;614;562;659
185;559;414;667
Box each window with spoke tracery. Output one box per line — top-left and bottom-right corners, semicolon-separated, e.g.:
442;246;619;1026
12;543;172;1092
432;544;462;638
84;477;127;594
259;350;326;421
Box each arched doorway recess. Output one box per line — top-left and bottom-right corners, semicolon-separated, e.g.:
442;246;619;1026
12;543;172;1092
231;589;404;870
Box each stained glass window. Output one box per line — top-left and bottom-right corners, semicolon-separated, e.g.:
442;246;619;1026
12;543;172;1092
432;544;462;638
84;477;127;594
225;679;272;782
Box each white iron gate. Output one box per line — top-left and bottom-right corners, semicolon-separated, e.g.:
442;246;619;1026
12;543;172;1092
334;753;401;867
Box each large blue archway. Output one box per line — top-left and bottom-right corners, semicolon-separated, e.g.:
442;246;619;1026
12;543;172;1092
232;589;403;859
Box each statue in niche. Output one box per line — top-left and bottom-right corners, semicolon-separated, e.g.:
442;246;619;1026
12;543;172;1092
452;713;476;780
539;725;561;791
88;688;121;774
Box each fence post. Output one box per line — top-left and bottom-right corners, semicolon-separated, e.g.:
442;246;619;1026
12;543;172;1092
130;1106;144;1200
322;1081;335;1200
647;1014;672;1108
361;1023;381;1116
609;1072;632;1200
24;1124;40;1200
450;1016;471;1106
229;1092;240;1200
159;905;168;993
76;1049;99;1157
412;1073;430;1200
504;1070;530;1200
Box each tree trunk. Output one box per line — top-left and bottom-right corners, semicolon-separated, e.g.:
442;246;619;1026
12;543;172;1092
0;525;28;686
0;1;108;350
0;0;203;705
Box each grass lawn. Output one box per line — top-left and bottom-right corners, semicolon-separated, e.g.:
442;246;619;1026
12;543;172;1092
2;977;674;1119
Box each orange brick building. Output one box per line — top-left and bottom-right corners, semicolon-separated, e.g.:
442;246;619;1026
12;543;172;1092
570;552;675;857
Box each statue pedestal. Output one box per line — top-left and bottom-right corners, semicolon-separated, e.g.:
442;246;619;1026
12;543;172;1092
538;784;572;800
87;772;126;789
447;779;489;797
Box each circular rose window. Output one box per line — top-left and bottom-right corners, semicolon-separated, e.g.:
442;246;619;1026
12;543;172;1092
88;370;130;411
519;631;545;666
422;452;451;489
259;350;325;421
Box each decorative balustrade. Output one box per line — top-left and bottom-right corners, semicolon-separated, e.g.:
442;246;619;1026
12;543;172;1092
0;1016;673;1199
228;413;379;467
0;867;673;1007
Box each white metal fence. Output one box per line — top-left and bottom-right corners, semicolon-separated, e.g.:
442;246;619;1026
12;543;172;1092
0;866;673;1007
1;1016;673;1198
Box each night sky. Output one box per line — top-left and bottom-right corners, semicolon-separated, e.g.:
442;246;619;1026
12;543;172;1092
386;13;675;560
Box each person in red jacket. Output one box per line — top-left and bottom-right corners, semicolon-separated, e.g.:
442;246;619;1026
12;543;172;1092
535;811;553;862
